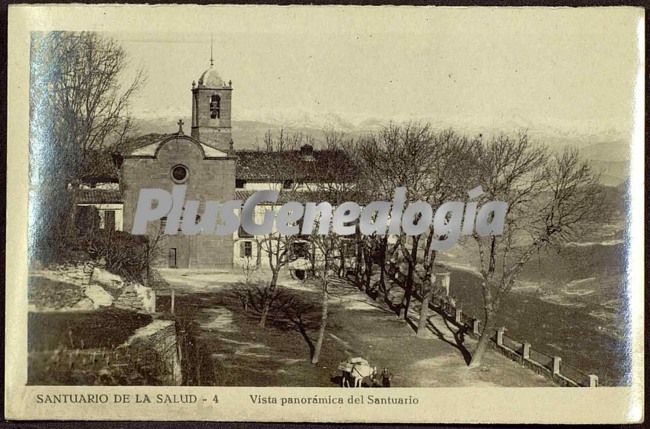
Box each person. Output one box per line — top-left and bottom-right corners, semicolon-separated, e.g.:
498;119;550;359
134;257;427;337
381;368;392;387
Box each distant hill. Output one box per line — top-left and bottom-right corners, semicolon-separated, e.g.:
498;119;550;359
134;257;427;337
132;117;336;151
588;160;629;186
579;141;630;162
131;115;630;185
577;141;630;186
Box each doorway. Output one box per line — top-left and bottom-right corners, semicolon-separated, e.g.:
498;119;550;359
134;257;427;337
168;248;177;268
104;210;115;231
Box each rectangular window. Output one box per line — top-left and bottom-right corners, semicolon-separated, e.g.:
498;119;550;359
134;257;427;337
240;241;253;258
168;248;177;268
291;241;309;259
104;210;116;231
160;217;184;233
235;179;246;189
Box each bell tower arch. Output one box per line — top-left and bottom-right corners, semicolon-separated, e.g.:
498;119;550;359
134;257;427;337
191;53;233;152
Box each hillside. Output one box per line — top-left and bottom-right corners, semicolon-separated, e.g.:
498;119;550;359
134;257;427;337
436;185;629;385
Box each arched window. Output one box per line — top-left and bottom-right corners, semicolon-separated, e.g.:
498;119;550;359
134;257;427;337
210;94;221;119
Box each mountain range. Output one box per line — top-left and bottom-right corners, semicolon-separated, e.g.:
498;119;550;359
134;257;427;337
132;112;631;186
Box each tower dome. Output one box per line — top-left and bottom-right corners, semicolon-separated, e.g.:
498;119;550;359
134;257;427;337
198;65;224;88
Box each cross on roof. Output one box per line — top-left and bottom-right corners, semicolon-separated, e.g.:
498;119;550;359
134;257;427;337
177;119;184;134
210;35;214;67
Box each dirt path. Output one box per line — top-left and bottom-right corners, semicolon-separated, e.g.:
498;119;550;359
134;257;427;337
157;269;552;387
324;280;552;387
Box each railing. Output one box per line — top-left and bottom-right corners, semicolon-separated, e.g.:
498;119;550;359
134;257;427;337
428;297;599;387
350;265;600;387
560;362;594;387
501;334;522;354
528;347;554;371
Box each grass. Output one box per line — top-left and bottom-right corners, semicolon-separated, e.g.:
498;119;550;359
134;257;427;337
28;276;86;310
28;308;152;351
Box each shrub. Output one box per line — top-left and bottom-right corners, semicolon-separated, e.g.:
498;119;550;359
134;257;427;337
86;230;152;283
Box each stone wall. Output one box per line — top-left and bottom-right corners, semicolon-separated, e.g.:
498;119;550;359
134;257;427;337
122;135;236;269
114;283;156;313
125;319;182;385
93;267;156;313
44;263;94;285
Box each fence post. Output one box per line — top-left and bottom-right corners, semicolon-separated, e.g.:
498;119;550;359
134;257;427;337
496;327;506;346
522;342;531;361
552;356;562;375
170;289;175;315
588;374;599;387
438;272;451;296
455;307;463;324
472;319;480;336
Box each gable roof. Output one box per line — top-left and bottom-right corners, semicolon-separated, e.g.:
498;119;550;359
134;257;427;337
83;136;358;185
123;133;230;159
118;133;172;154
235;149;357;182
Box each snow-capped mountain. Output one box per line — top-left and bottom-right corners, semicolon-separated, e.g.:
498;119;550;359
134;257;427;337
131;109;630;185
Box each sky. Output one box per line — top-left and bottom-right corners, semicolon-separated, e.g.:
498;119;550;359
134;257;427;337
111;7;642;136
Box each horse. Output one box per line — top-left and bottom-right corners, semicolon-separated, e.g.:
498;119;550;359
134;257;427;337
341;363;376;387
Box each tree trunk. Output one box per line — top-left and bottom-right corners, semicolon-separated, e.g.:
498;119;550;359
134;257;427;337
338;242;346;278
363;248;373;292
401;236;419;320
255;241;262;267
259;269;279;327
66;182;79;239
311;282;329;364
378;236;387;293
469;310;496;368
416;274;435;338
355;231;363;284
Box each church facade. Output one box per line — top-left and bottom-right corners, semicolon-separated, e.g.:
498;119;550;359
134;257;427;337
78;62;356;269
120;63;236;269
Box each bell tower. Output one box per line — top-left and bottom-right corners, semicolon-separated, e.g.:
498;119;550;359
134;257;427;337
191;46;233;152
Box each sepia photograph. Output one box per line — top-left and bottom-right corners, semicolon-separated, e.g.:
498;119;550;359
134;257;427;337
6;4;644;423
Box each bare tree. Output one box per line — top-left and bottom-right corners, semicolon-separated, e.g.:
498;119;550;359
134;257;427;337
257;231;297;327
301;136;357;362
29;31;144;260
353;124;475;324
467;134;604;367
263;128;305;152
263;129;274;152
255;152;303;327
412;130;476;337
307;231;339;364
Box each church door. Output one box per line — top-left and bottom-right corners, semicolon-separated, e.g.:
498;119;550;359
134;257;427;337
168;248;177;268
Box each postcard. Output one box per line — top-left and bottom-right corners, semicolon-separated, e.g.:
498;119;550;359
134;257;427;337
5;4;644;423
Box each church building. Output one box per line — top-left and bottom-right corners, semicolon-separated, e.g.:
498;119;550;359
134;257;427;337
77;59;356;269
